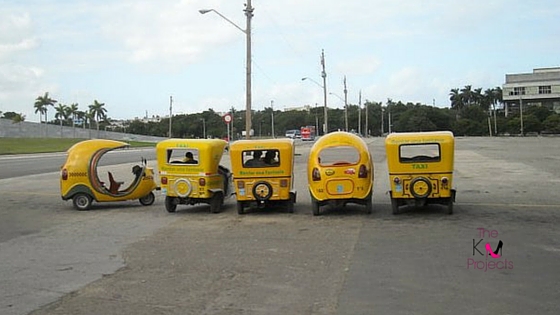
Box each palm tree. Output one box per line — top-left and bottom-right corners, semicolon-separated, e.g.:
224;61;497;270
34;92;57;136
67;103;79;137
460;85;473;107
88;100;107;136
449;88;463;119
54;104;68;137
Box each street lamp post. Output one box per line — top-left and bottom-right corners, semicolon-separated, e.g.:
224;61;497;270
381;106;384;135
169;95;172;138
200;1;253;139
302;76;328;135
200;118;206;139
271;100;275;138
343;76;348;131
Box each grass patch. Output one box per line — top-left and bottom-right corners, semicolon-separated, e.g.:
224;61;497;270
0;138;156;155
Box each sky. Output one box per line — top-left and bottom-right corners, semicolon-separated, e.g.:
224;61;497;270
1;0;559;123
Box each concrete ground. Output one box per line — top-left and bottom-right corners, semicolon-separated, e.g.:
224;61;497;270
0;137;558;315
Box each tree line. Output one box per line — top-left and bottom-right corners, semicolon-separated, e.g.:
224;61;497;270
1;86;559;138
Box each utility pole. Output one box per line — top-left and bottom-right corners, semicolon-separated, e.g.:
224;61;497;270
520;95;524;136
271;100;275;138
245;0;253;139
359;90;362;136
344;76;348;131
381;106;384;135
169;95;173;138
364;92;368;137
321;49;328;134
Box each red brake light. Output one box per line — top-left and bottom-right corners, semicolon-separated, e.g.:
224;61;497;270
61;168;68;180
280;179;288;187
237;180;245;189
312;168;321;181
199;178;206;186
161;177;168;185
441;177;448;184
393;177;401;184
358;165;367;178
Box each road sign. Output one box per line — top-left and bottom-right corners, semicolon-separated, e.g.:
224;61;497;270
223;113;232;124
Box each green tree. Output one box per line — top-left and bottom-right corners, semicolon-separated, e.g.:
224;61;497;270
34;92;57;135
2;111;18;120
54;103;68;137
543;114;560;133
88;100;107;135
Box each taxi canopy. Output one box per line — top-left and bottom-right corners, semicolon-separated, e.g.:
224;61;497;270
156;139;227;174
308;132;370;167
385;131;454;171
64;139;129;173
229;139;294;176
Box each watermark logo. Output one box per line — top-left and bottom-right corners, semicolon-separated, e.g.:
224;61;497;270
467;228;513;271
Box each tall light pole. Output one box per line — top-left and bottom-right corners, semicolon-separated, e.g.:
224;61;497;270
381;106;384;135
169;95;173;138
343;76;348;131
321;49;328;134
200;118;206;139
302;76;327;135
271;100;275;138
358;90;362;136
200;0;253;139
519;94;524;136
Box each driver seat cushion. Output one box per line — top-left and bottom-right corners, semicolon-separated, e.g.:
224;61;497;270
108;171;124;194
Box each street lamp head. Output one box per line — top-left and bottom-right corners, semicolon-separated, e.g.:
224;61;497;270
199;9;212;14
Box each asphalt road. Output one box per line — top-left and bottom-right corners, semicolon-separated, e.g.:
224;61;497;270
0;148;156;179
1;137;559;315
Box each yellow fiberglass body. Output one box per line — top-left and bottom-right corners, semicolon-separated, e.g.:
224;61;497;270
385;131;456;215
229;139;296;214
60;139;157;210
307;132;373;216
156;139;232;214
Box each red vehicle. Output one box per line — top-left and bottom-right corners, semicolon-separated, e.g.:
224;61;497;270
300;126;316;141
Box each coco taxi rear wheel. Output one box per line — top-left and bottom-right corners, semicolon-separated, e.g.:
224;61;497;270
73;193;93;211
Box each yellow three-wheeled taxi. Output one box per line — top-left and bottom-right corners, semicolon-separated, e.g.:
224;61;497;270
229;139;296;214
385;131;456;214
156;139;232;213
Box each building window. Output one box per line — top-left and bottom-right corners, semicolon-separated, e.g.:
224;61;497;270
539;85;551;94
513;87;526;95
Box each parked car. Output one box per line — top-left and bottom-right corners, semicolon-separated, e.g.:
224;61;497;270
285;129;301;139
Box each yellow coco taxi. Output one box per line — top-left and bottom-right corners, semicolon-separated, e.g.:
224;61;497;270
60;139;157;210
229;139;296;214
156;139;232;213
307;132;374;215
385;131;456;215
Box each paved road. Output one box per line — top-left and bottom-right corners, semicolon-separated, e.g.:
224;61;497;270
0;148;156;179
1;137;559;315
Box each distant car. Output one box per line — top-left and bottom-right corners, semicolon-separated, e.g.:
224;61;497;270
285;130;301;139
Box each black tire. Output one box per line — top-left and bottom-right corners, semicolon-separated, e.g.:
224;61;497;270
446;198;453;215
365;194;373;214
139;192;155;206
237;201;245;215
165;196;177;213
73;193;92;211
311;198;320;216
210;193;223;213
252;181;273;201
391;197;400;215
410;177;432;199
